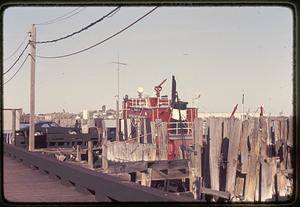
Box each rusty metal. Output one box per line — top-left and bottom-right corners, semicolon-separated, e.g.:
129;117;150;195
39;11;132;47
154;78;167;97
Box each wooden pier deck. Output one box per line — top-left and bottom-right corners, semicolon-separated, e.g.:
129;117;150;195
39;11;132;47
3;155;97;203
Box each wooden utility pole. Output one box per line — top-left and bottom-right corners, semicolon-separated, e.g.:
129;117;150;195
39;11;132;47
112;56;127;142
29;24;36;151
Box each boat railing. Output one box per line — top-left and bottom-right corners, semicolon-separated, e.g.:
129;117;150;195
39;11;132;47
167;121;193;136
127;99;147;108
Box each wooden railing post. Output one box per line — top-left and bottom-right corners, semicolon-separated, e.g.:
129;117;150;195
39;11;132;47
88;140;93;169
76;145;81;162
102;120;108;171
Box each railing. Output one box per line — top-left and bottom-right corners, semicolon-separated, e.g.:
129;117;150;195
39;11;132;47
167;121;193;136
127;99;147;108
159;99;170;107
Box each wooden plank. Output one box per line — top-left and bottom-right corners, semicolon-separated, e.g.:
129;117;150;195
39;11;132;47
239;119;253;174
280;119;288;171
88;141;93;169
136;168;189;181
108;159;188;174
260;158;276;201
12;110;16;145
107;161;147;173
137;118;141;143
141;168;152;187
244;117;260;201
201;187;230;200
207;117;223;191
143;118;147;144
202;125;210;188
287;116;293;147
194;118;203;177
274;119;281;155
156;120;168;160
224;117;242;195
124;118;128;140
234;172;245;198
148;159;188;170
190;118;203;199
4;156;97;202
189;167;201;200
76;145;81;162
102;121;108;171
146;118;152;143
276;171;289;201
150;121;156;145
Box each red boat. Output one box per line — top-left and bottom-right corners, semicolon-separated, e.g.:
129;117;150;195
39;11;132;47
121;76;198;160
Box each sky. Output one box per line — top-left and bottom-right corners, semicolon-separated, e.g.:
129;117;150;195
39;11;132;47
3;6;293;115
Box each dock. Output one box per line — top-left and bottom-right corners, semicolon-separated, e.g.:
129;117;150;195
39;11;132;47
4;155;97;202
3;115;294;203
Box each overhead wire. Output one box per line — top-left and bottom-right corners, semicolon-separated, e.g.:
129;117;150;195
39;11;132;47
4;34;29;61
37;6;159;59
35;6;120;44
3;42;30;75
4;54;30;85
35;7;85;26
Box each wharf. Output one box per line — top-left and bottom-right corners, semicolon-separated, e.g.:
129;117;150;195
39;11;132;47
3;155;96;202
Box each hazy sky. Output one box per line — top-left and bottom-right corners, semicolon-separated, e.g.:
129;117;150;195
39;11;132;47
3;6;293;115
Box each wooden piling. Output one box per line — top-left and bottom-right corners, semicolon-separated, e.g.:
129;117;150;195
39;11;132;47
150;121;156;144
143;118;147;144
224;117;242;196
12;110;16;145
102;121;108;171
208;117;223;191
287;116;293;148
156;119;168;160
137;118;141;143
189;118;203;199
76;145;81;162
244;116;270;201
88;141;93;169
260;158;276;201
141;168;152;187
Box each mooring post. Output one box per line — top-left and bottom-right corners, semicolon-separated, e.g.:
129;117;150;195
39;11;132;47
94;118;102;145
141;168;152;187
12;109;16;145
102;120;108;171
88;140;93;169
76;145;81;162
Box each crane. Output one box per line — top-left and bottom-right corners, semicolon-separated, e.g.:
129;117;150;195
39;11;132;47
154;78;167;97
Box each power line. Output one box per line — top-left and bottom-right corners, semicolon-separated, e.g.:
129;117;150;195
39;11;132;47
4;34;28;61
37;6;159;59
35;7;85;26
4;54;30;85
3;42;30;75
35;7;120;44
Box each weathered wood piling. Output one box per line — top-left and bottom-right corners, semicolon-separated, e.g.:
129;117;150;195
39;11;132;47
41;116;293;202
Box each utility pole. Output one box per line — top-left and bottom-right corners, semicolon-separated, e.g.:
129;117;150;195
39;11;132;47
29;24;36;151
112;55;127;141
